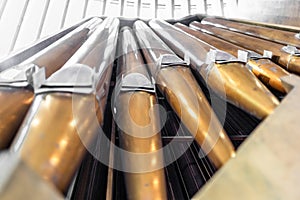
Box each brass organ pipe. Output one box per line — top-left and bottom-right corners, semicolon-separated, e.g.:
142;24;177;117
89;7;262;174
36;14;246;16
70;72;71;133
202;17;300;48
133;20;235;169
116;26;167;200
149;19;279;119
174;23;289;93
20;17;103;78
10;18;120;192
190;21;300;75
0;18;102;150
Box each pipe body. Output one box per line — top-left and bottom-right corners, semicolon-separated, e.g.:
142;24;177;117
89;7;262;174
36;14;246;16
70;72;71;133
11;18;119;192
134;20;235;169
0;18;102;150
202;17;300;48
190;21;300;75
149;19;279;119
175;23;289;93
116;27;167;200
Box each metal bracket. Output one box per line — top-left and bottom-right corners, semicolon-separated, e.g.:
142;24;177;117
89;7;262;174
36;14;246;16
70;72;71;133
281;45;300;56
120;72;155;93
0;64;45;88
157;54;189;69
35;64;96;94
295;33;300;40
263;50;273;59
237;50;274;62
206;49;238;64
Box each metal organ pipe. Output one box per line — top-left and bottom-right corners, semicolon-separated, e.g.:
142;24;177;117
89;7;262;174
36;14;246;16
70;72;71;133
190;21;300;75
0;18;102;150
175;23;289;93
149;19;279;119
115;26;167;200
133;20;235;169
10;17;119;192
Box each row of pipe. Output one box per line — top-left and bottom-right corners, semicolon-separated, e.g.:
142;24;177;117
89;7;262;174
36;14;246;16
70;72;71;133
0;16;299;199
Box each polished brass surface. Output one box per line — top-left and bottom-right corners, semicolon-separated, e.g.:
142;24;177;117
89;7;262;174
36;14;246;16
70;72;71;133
118;27;151;77
10;18;120;192
63;18;119;72
175;23;289;93
134;20;235;168
190;21;300;75
202;17;300;48
149;19;279;119
156;67;235;167
207;62;279;118
117;92;167;200
12;93;101;192
117;27;167;200
175;23;244;56
247;58;289;93
21;18;99;78
0;88;33;149
0;20;96;150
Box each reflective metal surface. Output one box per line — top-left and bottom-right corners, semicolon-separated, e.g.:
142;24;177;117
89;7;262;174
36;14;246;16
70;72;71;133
0;19;97;150
10;18;120;192
20;18;101;78
210;62;279;118
0;87;33;149
12;92;100;192
202;17;300;48
190;22;300;75
149;19;279;119
134;20;235;168
247;58;289;93
175;23;289;93
116;27;167;200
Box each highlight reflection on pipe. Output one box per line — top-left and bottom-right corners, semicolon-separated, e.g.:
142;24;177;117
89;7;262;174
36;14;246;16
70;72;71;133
10;18;119;192
149;19;279;119
133;20;235;169
175;23;289;93
114;26;167;200
0;18;102;150
190;21;300;75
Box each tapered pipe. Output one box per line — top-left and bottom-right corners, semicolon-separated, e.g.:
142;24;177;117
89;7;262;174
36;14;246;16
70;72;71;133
11;18;120;192
149;19;279;119
0;18;102;150
133;20;235;169
190;21;300;75
21;17;103;78
175;23;289;93
202;17;300;48
149;20;279;118
115;27;167;200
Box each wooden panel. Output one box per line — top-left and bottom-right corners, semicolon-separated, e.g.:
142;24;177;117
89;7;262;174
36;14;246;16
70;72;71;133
232;0;300;27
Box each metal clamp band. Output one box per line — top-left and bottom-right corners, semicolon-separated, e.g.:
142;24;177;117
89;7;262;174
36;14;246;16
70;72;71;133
35;64;96;94
295;33;300;40
157;54;189;69
281;45;300;56
206;49;237;64
0;64;45;88
120;73;155;93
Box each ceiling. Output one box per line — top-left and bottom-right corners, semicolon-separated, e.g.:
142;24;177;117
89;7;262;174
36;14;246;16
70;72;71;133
0;0;237;59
